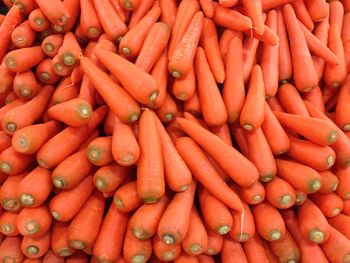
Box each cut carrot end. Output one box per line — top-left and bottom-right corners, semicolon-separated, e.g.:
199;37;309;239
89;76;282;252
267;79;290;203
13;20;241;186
310;180;321;192
119;153;134;165
1;224;14;235
70;240;87;250
309;229;325;243
51;210;60;220
40;72;50;81
27;246;39;256
280;195;292;206
252;194;263;204
295;194;306;206
63;54;76;67
326;155;335;168
343;254;350;263
190;243;202;254
331;182;338;192
15;3;25;11
270;230;282;241
132;228;148;240
87;148;101;161
303;87;314;93
162;251;176;261
343;124;350;131
15;37;25;46
243;124;253;131
331;82;341;88
332;208;341;216
37;159;49;169
129;113;140;123
143;197;159;203
20;87;32;97
163;234;175;245
131;255;145;263
5;57;16;69
58;15;69;26
261;174;274;182
115;198;123;209
328;130;339;143
179;185;189;191
53;25;64;32
122;47;131;56
0;162;12;174
6;122;17;133
44;43;54;53
165;113;174;122
123;0;133;10
78;104;92;119
25;220;39;234
237;233;249;242
20;194;34;206
218;225;230;235
149;91;158;102
57;248;74;257
2;199;19;211
171;70;182;78
206;248;216;255
95;178;106;191
53;177;65;189
54;63;64;72
88;27;101;38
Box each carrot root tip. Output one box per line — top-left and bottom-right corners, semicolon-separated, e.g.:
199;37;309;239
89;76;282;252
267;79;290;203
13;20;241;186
218;225;230;235
121;47;131;56
20;194;34;206
295;193;306;206
131;255;145;263
303;87;314;93
190;243;202;254
88;27;101;38
6;122;17;133
58;15;69;26
178;92;187;100
270;230;282;241
34;18;44;27
53;177;65;189
15;3;24;11
326;155;335;167
115;198;123;209
0;224;14;234
25;220;39;234
95;178;106;191
179;185;189;191
331;182;338;192
54;63;64;72
331;82;341;88
206;248;216;255
149;91;158;102
2;199;19;211
57;248;74;257
70;240;87;250
237;233;249;242
163;234;175;245
27;246;39;256
63;54;76;67
309;229;325;243
123;0;133;10
310;179;321;192
15;37;25;46
51;210;60;220
343;124;350;131
328;130;338;143
171;70;182;79
332;208;341;216
242;124;253;131
252;194;263;204
37;159;49;169
20;87;31;97
0;162;11;174
53;25;64;32
87;148;101;162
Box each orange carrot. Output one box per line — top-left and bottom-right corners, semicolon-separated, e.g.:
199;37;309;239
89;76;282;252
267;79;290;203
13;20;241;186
320;226;350;263
11;21;36;48
94;163;130;193
109;0;129;22
171;66;196;101
328;213;350;240
302;85;326;113
213;4;252;32
52;55;73;77
336;76;350;131
123;225;152;263
305;0;328;22
219;29;235;60
153;235;181;262
199;0;215;18
159;0;177;28
0;212;19;236
277;9;292;82
0;63;15;93
13;70;39;99
114;181;143;213
0;131;11;152
65;251;88;263
0;147;34;175
230;201;256;242
0;236;24;263
21;230;51;258
173;251;198;263
268;229;300;263
310;192;344;218
183;90;202;116
329;0;344;31
128;0;155;29
205;229;223;255
222;236;248;263
150;49;168;108
93;204;128;262
0;173;25;212
67;191;105;249
242;233;269;263
155;93;177;123
51;221;75;257
277;83;310;117
28;8;48;32
57;32;81;68
5;46;46;73
78;75;96;108
86;136;113;166
265;177;296;209
291;0;314;30
36;58;60;85
319;170;338;194
242;0;264;35
335;167;350;199
79;0;102;39
35;0;70;26
238;181;265;205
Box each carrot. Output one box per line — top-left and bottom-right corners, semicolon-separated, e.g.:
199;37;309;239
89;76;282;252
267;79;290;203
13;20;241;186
274;111;338;146
242;0;264;34
79;0;102;39
219;29;235;60
168;12;204;79
70;65;83;85
238;181;265;205
37;105;107;169
177;117;259;187
277;9;292;82
335;76;350;131
205;229;223;255
13;0;36;14
221;237;248;262
302;85;326;113
0;173;25;212
93;204;128;262
328;213;350;241
319;170;338;194
51;221;75;257
344;199;350;216
4;92;17;105
28;9;48;32
150;50;168;108
56;33;81;68
157;181;197;245
119;5;161;57
13;70;39;99
282;4;318;92
114;181;143;213
223;33;245;123
199;187;232;235
0;236;24;263
43;250;65;263
155;93;177;123
11;21;36;48
265;177;296;209
198;0;214;19
17;166;52;208
0;131;11;152
0;100;25;126
268;229;300;263
153;234;181;261
78;75;96;108
277;83;310;117
21;230;50;258
86;136;113;166
342;13;350;43
0;212;19;236
94;163;130;193
17;205;52;238
305;0;328;22
213;4;252;32
229;201;255;242
135;22;170;73
2;86;53;135
123;224;152;263
109;0;129;22
329;0;344;31
92;0;127;43
0;5;23;62
35;0;69;26
183;90;202;116
52;55;73;77
128;0;155;29
176;137;242;211
119;0;140;10
36;58;60;85
0;147;34;175
320;226;350;263
67;191;105;249
173;251;198;263
310;192;343;218
0;63;15;93
5;46;46;73
240;64;265;131
335;167;350;199
171;66;196;101
291;0;314;30
41;34;62;58
242;233;269;263
23;258;43;263
159;0;176;28
66;251;88;263
324;23;347;88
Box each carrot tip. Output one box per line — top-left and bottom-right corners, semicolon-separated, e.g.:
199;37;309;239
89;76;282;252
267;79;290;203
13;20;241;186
149;91;158;101
34;17;44;27
78;105;92;119
206;248;216;255
237;233;249;242
27;246;39;256
63;54;76;67
179;185;189;191
19;194;34;206
177;92;188;100
44;43;55;53
190;243;202;254
162;251;176;261
165;113;174;122
0;162;11;174
310;180;321;192
270;230;282;241
53;177;65;188
331;82;341;88
88;27;101;38
309;230;325;243
218;225;230;235
328;130;338;143
143;197;159;203
0;224;14;235
25;220;39;234
326;156;335;167
95;178;106;191
252;194;263;204
242;124;253;131
6;122;17;133
37;159;49;169
119;153;135;165
6;57;16;69
343;124;350;131
2;199;19;211
261;174;274;182
332;208;341;217
40;72;50;81
58;15;69;26
122;0;133;10
121;47;131;56
303;87;314;92
70;240;87;250
54;62;64;72
162;234;175;245
295;193;306;206
132;228;148;240
50;210;60;220
280;195;292;206
15;3;25;11
129;113;140;123
57;248;74;257
171;70;182;78
53;25;64;32
131;255;145;263
114;198;123;209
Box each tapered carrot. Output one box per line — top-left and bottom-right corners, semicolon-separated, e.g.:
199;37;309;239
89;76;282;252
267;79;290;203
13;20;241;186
277;83;310;117
23;258;43;263
171;66;196;101
205;229;223;255
148;50;167;108
219;29;235;60
54;0;80;34
328;213;350;241
157;181;197;245
129;196;169;240
0;100;26;126
318;170;338;194
252;201;285;241
0;147;34;175
213;4;252;32
329;0;344;30
274;111;338;146
265;177;296;209
5;46;46;73
4;92;17;105
78;75;96;108
17;166;52;208
0;173;25;212
79;0;102;39
153;235;181;262
155;93;177;123
199;187;232;235
37;106;107;169
49;175;94;222
242;0;264;34
109;0;129;22
114;181;143;213
0;212;19;236
320;226;350;263
221;236;248;263
56;32;81;68
310;192;343;218
302;85;325;113
282;4;318;92
0;236;24;263
238;181;265;205
11;21;36;48
93;204;128;262
17;205;52;238
194;47;227;126
240;64;265;131
28;8;48;32
67;191;105;249
158;0;176;28
200;18;225;83
242;233;269;263
36;58;60;85
223;34;245;123
92;0;127;42
128;0;155;29
123;225;152;263
291;0;314;30
21;230;50;259
177;117;258;187
335;167;350;199
268;229;300;263
305;0;328;22
336;76;350;131
70;65;83;85
13;71;38;99
51;221;75;257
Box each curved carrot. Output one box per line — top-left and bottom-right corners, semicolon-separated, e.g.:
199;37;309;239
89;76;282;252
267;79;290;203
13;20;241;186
309;192;344;218
230;201;255;242
114;181;143;213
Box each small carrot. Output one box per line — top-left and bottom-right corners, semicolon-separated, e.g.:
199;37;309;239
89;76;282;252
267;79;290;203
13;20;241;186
86;136;113;166
16;205;52;238
320;226;350;263
52;55;73;77
268;229;300;263
335;167;350;199
28;9;48;32
51;221;75;257
67;191;105;250
153;234;181;262
114;181;143;213
155;93;177;123
49;175;94;222
11;21;36;48
129;196;169;240
277;9;292;82
21;230;51;259
171;66;196;101
5;46;46;73
93;204;128;262
252;201;285;241
94;163;130;193
35;0;69;26
0;173;25;212
0;63;15;93
0;147;34;175
13;70;39;99
41;34;63;58
310;192;344;218
36;58;60;85
205;229;223;255
213;4;252;32
238;181;265;205
79;0;102;39
336;76;350;131
277;83;310;117
0;236;24;263
242;233;269;263
123;225;152;263
265;177;296;209
328;213;350;241
0;212;19;236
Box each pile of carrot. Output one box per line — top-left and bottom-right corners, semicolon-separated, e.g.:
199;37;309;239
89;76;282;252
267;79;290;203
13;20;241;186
0;0;350;262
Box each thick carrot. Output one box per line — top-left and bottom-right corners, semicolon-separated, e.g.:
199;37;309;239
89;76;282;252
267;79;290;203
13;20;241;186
79;0;102;39
37;105;107;169
28;8;48;32
51;221;75;257
114;181;143;213
277;83;310;117
129;196;169;240
238;181;265;205
319;170;338;194
177;117;258;187
153;235;181;262
16;205;52;238
310;192;344;218
157;181;197;245
265;177;296;209
109;0;129;22
13;70;39;99
199;0;215;18
155;93;177;123
49;175;94;222
282;4;318;92
92;0;127;43
0;147;34;175
67;191;105;249
320;226;350;263
213;4;252;32
128;0;155;29
274;111;338;146
168;12;204;79
57;32;82;68
171;66;196;101
199;187;233;235
0;173;25;212
123;225;152;263
277;9;292;82
11;21;36;48
268;229;300;263
5;46;45;73
78;75;96;108
21;230;51;258
329;0;344;31
0;236;24;263
0;212;19;236
205;229;223;255
86;136;113;166
93;204;128;262
35;0;69;26
242;234;269;263
223;33;245;123
291;0;314;30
